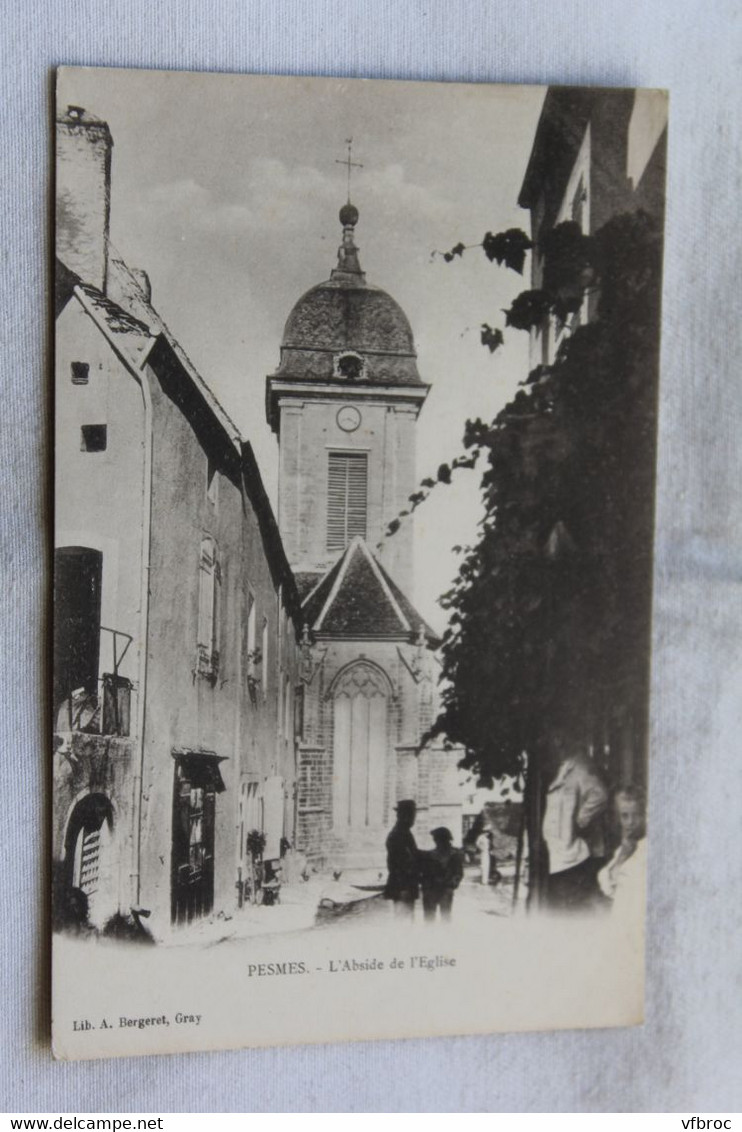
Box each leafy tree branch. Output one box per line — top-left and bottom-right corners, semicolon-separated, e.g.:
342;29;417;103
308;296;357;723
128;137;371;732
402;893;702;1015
396;210;662;903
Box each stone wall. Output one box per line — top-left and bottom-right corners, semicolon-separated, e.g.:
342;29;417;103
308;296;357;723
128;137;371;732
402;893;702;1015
52;732;135;930
277;396;418;595
296;744;331;862
138;354;300;931
296;632;463;866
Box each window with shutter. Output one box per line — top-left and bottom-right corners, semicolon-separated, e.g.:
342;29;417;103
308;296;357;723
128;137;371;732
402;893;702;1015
327;451;368;550
75;827;101;894
196;536;220;681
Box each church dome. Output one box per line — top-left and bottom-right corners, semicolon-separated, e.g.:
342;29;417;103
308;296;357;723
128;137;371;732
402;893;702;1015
281;279;417;364
275;204;422;386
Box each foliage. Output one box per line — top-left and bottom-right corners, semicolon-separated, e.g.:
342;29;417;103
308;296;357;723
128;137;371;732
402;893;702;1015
482;229;533;273
435;229;533;274
504;290;553;331
410;212;662;799
441;242;466;263
480;324;504;353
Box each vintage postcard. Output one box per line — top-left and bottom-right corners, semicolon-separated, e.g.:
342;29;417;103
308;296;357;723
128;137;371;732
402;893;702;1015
52;67;666;1058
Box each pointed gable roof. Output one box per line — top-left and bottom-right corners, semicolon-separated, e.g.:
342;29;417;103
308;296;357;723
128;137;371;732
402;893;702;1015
302;537;439;644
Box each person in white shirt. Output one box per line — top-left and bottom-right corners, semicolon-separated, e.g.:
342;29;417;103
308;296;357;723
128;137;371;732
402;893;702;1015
542;735;608;913
598;786;647;920
476;829;493;885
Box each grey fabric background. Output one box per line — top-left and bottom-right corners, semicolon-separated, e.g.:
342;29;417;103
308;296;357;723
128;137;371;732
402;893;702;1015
1;0;740;1113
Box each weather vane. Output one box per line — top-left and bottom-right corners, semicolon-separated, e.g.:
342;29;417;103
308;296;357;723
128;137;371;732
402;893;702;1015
335;138;363;203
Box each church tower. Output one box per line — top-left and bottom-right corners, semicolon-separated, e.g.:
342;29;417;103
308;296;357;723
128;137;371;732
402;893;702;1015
267;194;461;870
266;202;428;599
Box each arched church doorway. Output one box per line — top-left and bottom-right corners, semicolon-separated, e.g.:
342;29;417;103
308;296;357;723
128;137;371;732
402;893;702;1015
331;661;390;831
63;793;115;929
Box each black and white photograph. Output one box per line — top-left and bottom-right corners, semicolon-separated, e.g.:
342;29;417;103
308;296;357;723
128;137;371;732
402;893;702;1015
52;66;666;1058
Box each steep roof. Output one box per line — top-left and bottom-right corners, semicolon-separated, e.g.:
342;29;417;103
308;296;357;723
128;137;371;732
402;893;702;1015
240;442;302;624
302;537;439;644
294;571;324;602
55;258;82;317
104;257;242;447
71;274;155;373
518;86;636;216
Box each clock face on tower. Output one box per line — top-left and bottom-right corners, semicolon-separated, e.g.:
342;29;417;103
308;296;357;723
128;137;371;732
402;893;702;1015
336;405;362;433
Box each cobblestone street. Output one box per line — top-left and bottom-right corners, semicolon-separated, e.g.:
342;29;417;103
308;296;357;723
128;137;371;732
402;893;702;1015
163;863;521;950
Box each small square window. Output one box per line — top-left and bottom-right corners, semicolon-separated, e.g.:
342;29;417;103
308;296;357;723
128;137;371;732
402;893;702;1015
70;362;90;385
81;424;107;452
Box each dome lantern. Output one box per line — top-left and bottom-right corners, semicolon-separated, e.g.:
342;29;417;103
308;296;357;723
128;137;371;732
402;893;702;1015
332;201;364;281
265;186;430;599
268;201;425;403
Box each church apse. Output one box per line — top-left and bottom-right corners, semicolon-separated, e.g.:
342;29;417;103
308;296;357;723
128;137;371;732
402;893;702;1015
330;660;392;835
267;191;463;870
290;536;460;868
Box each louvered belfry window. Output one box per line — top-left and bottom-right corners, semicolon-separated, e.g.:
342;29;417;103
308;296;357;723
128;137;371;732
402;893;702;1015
327;451;367;550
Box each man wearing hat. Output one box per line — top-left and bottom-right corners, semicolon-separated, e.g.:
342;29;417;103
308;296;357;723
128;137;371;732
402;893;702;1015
419;827;464;922
384;800;420;916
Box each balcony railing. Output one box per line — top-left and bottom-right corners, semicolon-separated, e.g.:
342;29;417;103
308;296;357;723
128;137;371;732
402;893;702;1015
55;626;134;737
56;674;133;737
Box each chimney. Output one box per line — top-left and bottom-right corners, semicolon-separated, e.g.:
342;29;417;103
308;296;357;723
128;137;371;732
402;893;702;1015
56;105;113;293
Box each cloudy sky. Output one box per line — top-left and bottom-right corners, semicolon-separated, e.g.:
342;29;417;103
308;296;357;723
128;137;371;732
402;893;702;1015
59;67;544;629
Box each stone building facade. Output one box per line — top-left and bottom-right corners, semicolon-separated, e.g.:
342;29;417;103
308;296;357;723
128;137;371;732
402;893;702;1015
267;206;462;869
517;87;667;791
53;107;463;931
519;86;667;369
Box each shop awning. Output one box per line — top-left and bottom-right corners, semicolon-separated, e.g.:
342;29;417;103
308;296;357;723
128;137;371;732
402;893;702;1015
171;748;228;793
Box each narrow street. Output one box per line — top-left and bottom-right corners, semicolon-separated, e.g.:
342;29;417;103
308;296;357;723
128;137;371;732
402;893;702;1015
166;863;521;950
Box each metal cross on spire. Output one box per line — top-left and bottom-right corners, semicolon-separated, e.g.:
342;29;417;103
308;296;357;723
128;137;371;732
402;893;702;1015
335;138;363;203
